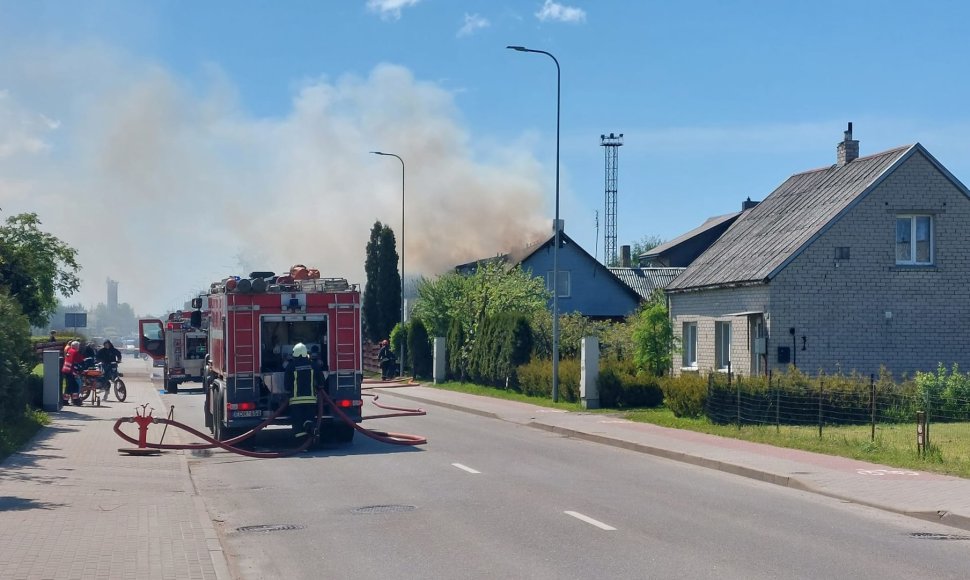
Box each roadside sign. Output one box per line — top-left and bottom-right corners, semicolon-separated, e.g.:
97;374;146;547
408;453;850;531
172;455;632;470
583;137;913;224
65;312;87;328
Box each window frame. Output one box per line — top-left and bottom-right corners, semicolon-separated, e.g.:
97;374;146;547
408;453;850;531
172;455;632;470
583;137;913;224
682;322;697;369
545;270;571;298
715;321;732;371
895;214;934;266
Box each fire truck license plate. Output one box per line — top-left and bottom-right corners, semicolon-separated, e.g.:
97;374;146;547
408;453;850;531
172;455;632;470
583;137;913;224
233;410;262;418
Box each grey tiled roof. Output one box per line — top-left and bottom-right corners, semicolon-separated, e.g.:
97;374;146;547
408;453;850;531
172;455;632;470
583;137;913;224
667;145;914;292
608;267;686;300
642;212;740;259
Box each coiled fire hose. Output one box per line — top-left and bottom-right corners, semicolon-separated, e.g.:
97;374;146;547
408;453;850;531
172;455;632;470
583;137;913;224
114;385;427;457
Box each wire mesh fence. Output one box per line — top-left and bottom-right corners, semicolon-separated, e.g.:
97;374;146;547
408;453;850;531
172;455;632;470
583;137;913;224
701;365;970;464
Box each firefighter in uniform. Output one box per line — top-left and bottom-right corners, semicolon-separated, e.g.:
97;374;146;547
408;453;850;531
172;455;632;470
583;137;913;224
284;342;324;439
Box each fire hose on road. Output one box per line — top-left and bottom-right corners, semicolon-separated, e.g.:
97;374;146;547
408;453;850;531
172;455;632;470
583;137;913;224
114;385;427;458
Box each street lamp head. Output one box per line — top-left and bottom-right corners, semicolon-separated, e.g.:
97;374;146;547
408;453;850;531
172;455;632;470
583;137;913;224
506;45;528;52
370;151;386;156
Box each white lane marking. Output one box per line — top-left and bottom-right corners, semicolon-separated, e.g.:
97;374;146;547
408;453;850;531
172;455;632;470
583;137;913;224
452;463;481;474
565;511;616;531
856;469;919;476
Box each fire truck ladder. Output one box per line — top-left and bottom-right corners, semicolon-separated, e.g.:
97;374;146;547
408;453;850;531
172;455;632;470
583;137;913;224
231;302;258;392
331;292;360;390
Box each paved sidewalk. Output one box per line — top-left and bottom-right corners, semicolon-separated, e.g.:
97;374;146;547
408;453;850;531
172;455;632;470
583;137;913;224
376;383;970;533
0;358;230;580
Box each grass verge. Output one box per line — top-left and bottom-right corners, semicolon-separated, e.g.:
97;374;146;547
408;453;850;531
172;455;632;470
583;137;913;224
424;381;970;479
0;408;50;463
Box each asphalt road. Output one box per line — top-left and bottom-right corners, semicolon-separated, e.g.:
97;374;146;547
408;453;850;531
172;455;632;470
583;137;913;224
158;381;970;580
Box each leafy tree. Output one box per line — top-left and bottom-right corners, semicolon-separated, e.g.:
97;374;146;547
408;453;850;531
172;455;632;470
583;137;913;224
0;213;81;327
530;310;614;360
631;294;675;376
629;234;665;265
90;302;137;338
413;261;548;362
363;221;400;343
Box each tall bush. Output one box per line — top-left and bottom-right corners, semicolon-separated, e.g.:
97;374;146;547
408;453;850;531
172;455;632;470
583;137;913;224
446;318;466;381
0;292;32;420
408;318;432;379
467;312;533;388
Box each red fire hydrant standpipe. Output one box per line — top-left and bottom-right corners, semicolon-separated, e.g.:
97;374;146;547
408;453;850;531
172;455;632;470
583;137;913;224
113;385;427;458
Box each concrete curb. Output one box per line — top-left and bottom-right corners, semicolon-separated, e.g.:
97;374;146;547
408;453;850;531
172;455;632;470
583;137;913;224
383;388;970;534
146;379;235;580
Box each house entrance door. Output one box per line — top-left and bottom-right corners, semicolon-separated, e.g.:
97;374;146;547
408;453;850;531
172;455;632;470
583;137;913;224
750;316;766;376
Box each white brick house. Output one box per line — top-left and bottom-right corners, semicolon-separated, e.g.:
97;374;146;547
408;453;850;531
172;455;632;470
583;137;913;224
666;125;970;378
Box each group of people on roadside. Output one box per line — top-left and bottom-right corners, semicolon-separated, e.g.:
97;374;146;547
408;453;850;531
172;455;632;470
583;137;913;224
60;339;123;405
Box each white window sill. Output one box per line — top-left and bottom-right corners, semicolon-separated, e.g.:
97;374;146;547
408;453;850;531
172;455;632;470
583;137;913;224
680;366;698;372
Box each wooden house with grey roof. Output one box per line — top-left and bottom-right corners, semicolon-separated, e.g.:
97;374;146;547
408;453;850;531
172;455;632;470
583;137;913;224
667;124;970;378
456;224;643;320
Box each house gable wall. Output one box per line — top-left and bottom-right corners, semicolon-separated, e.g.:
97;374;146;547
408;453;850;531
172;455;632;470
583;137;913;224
523;242;640;319
768;150;970;377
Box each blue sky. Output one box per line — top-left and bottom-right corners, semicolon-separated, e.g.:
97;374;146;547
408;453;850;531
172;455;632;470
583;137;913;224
2;0;968;315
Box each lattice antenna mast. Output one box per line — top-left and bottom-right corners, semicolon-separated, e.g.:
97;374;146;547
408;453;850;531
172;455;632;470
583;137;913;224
600;132;623;265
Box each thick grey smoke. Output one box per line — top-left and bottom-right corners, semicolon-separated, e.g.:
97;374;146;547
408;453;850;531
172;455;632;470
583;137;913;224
0;45;548;315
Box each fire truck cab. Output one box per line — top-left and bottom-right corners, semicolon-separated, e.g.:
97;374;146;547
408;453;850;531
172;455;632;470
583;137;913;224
203;271;363;443
139;312;208;394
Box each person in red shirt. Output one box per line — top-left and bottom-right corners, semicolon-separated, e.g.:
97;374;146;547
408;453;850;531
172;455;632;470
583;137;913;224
61;341;84;405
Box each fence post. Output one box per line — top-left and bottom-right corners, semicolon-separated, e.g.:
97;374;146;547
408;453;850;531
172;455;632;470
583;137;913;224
732;362;740;429
771;369;779;433
818;377;823;438
870;373;876;442
924;386;931;450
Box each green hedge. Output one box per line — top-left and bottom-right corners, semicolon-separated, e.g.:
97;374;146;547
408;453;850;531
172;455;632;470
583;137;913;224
658;372;708;418
598;358;663;408
517;357;580;402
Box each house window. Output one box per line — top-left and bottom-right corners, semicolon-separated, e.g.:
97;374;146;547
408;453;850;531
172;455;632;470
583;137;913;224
545;270;571;298
895;215;933;265
715;321;731;371
682;322;697;369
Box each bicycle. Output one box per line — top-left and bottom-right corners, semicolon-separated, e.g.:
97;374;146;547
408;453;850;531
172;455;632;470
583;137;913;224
77;362;127;405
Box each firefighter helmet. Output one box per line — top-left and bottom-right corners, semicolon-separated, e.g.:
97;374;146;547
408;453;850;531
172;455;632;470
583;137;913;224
292;343;308;358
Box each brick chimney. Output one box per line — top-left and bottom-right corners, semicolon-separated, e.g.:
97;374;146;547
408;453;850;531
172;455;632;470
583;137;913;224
741;197;759;211
837;122;859;166
620;245;631;267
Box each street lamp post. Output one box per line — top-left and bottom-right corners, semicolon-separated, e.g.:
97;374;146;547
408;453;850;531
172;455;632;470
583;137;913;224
507;45;561;403
370;151;406;377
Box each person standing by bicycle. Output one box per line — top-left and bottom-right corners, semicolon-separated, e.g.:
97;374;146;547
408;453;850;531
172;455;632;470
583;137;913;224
61;340;84;405
96;340;123;381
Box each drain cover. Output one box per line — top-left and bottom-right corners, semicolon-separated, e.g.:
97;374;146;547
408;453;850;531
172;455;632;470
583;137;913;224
237;524;305;533
909;532;970;541
353;505;416;514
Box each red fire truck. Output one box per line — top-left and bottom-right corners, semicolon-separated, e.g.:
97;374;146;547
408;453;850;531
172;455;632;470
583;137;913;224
201;271;363;443
139;312;209;394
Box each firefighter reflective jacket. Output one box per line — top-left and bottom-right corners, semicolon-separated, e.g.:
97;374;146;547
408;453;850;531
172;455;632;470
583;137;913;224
283;355;323;406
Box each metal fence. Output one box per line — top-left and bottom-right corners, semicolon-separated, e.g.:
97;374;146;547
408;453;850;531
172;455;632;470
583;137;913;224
703;367;970;463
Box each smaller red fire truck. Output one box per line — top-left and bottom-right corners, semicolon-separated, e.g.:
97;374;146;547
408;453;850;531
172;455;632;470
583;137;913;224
138;311;208;394
201;269;364;443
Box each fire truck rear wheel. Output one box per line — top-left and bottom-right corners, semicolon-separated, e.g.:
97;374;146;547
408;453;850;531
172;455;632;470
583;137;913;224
335;423;355;443
165;380;179;394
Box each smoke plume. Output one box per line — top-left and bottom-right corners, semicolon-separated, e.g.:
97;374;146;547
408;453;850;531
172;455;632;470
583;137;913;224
0;44;548;315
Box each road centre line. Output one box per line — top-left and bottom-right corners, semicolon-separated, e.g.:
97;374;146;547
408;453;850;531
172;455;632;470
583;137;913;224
451;463;481;474
564;511;616;531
